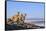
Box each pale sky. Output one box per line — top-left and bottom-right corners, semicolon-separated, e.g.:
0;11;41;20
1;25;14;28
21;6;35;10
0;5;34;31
7;1;44;18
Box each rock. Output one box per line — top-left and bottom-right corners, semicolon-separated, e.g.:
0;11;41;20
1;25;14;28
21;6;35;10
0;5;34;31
6;12;44;30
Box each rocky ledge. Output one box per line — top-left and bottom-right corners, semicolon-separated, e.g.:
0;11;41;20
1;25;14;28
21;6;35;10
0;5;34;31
6;22;44;30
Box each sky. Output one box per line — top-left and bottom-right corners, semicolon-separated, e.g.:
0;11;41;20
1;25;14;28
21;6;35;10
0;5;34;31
7;1;44;18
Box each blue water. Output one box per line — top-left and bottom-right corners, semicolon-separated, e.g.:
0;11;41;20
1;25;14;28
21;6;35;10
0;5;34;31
24;19;45;26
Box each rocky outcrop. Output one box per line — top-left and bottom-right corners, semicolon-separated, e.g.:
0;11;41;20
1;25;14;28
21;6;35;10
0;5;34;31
6;12;44;30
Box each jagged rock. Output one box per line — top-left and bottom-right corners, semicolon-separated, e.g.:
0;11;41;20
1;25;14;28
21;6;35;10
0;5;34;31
6;12;44;30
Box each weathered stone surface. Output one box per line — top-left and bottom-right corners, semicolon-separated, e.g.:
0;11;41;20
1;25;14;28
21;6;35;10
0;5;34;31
6;12;44;30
